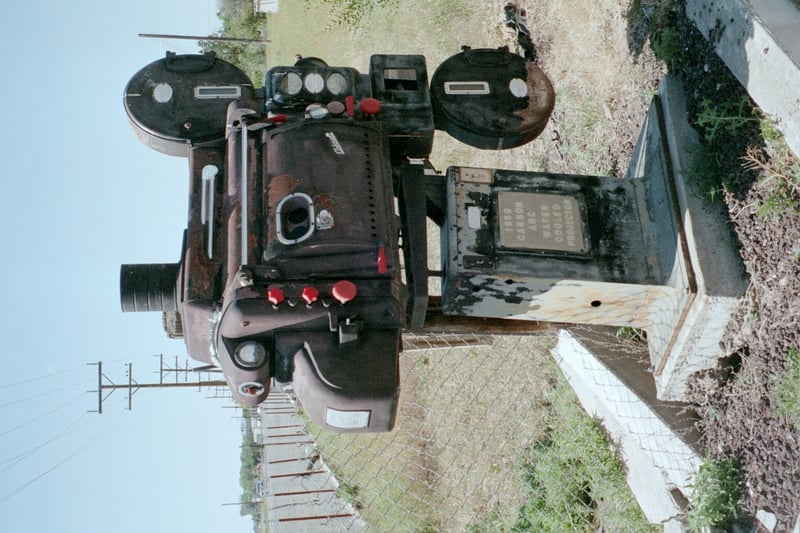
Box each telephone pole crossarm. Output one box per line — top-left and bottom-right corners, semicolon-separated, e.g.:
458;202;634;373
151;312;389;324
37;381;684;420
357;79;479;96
88;359;231;413
138;33;270;44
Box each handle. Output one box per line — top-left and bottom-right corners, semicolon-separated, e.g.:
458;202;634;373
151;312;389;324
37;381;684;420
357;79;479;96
165;51;216;73
462;46;512;68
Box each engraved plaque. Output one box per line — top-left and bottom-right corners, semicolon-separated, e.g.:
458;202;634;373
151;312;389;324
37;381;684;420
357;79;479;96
497;192;587;253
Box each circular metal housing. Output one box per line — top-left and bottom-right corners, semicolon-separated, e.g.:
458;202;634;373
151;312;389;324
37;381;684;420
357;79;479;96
124;52;254;157
430;46;555;149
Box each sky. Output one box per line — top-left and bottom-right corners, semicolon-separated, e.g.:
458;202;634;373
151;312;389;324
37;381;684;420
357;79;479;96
0;1;256;531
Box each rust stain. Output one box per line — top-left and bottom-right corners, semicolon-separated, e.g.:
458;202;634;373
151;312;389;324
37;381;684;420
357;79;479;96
513;62;556;133
267;173;300;211
314;194;336;212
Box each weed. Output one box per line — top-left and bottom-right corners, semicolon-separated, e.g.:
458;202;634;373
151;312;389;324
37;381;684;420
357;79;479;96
515;377;657;532
741;119;800;216
694;95;759;144
686;456;744;531
772;348;800;428
685;144;727;205
304;0;395;27
616;326;647;343
652;27;680;63
336;480;364;510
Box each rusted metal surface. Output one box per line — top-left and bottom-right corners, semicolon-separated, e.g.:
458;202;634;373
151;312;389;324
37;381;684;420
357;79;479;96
512;60;556;138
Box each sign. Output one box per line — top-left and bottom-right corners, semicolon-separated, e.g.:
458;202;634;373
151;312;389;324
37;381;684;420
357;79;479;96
497;192;587;253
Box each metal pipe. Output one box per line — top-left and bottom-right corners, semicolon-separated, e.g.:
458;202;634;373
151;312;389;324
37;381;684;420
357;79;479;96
241;121;248;266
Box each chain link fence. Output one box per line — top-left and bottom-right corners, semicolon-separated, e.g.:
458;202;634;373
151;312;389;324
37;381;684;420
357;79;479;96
258;328;703;532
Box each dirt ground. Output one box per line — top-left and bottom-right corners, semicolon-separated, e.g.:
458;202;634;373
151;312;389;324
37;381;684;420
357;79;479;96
510;0;800;529
664;7;800;531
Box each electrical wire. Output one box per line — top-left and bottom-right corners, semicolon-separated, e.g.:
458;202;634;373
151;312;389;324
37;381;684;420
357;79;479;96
0;408;126;506
0;412;95;473
0;364;84;390
0;378;94;409
0;391;87;438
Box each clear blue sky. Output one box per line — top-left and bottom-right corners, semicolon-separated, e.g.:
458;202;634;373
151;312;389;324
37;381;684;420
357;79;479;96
0;2;254;531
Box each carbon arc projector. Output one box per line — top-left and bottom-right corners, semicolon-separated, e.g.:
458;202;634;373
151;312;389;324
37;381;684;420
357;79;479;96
119;48;555;432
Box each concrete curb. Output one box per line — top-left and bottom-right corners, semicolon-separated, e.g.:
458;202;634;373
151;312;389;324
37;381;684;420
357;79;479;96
686;0;800;157
551;329;701;531
651;75;749;401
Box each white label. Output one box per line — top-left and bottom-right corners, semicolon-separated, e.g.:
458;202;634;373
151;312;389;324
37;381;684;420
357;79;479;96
193;85;241;99
153;83;173;103
457;167;493;184
444;81;490;95
509;78;528;98
326;408;371;429
467;206;482;229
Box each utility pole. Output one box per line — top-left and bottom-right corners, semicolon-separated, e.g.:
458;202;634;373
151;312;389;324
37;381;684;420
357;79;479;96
87;359;228;413
138;33;270;44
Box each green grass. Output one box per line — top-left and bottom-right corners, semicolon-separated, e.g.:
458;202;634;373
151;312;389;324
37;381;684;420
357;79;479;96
772;347;800;428
686;457;744;532
685;143;727;205
514;374;658;533
264;0;499;70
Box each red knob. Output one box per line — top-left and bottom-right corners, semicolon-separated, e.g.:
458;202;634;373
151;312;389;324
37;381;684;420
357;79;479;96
360;97;381;115
332;280;357;304
267;288;284;305
301;286;319;304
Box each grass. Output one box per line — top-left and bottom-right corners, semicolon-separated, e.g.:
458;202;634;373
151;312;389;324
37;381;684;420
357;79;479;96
742;118;800;218
772;347;800;428
302;337;561;532
514;374;658;533
307;418;440;530
685;143;727;205
686;457;744;532
305;340;656;532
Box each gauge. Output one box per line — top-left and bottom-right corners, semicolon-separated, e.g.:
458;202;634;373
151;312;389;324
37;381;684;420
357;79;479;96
234;341;267;368
304;72;325;93
279;72;303;95
326;72;348;95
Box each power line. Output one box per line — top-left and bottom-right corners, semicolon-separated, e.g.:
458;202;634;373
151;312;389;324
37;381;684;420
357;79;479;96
0;378;94;409
88;358;227;413
0;413;94;473
0;409;125;506
0;391;86;438
138;32;270;44
0;365;84;390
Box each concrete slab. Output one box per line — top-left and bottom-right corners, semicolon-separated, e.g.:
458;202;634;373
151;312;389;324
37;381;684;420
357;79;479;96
686;0;800;158
626;75;749;401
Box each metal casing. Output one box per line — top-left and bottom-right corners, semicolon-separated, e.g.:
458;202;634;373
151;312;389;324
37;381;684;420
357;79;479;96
430;47;555;149
124;52;254;157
